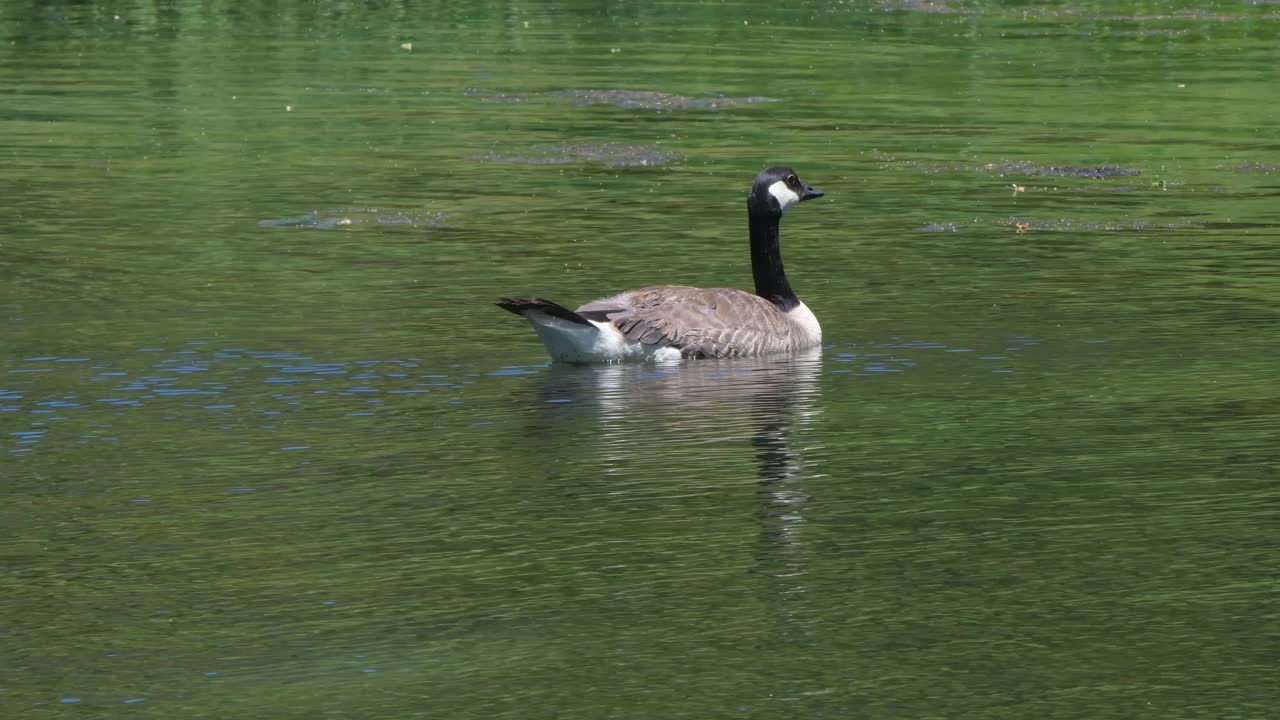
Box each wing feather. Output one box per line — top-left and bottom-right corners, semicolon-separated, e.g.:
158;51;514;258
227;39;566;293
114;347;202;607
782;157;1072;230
577;286;802;358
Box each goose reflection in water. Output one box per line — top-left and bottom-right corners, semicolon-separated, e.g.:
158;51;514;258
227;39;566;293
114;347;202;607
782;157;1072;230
525;348;824;617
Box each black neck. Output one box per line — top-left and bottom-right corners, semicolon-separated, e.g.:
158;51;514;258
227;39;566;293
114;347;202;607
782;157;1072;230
749;207;799;311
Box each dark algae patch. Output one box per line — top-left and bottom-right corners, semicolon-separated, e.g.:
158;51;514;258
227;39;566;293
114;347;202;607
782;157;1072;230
464;88;776;111
877;0;969;13
554;89;777;110
875;152;1141;179
876;1;1280;20
257;209;449;231
915;218;1200;233
468;142;680;168
1001;163;1140;179
1230;163;1276;174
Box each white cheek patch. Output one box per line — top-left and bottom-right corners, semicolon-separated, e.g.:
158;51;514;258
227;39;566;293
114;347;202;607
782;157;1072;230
768;180;800;212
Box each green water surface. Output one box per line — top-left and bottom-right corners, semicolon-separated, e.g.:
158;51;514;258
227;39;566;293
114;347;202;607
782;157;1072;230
2;1;1277;718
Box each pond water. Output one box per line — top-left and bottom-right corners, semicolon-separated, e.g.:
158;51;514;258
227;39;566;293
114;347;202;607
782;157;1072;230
2;1;1276;717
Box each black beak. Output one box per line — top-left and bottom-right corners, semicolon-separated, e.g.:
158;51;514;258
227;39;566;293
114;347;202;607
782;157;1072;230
800;184;824;201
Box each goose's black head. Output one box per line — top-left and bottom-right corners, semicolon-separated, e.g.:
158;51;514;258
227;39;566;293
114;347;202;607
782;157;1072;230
748;166;824;216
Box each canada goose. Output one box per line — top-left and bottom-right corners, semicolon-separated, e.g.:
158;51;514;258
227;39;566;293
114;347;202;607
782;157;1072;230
497;166;825;363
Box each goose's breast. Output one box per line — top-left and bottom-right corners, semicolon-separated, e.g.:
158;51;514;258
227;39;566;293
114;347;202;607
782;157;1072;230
786;301;822;347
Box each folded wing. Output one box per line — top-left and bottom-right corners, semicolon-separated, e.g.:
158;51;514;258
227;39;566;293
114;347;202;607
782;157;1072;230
576;286;795;358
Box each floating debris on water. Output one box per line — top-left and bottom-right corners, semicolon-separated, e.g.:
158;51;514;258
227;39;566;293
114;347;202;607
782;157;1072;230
257;209;449;231
554;89;777;111
1086;9;1280;21
1004;217;1199;232
469;142;681;168
1230;163;1276;174
1106;28;1190;37
996;162;1140;179
464;87;777;111
463;88;528;103
877;0;968;13
1071;184;1142;193
874;2;1280;20
874;151;1141;179
914;217;1200;232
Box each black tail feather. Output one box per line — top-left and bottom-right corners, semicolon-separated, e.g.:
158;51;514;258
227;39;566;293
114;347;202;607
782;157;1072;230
496;297;593;326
